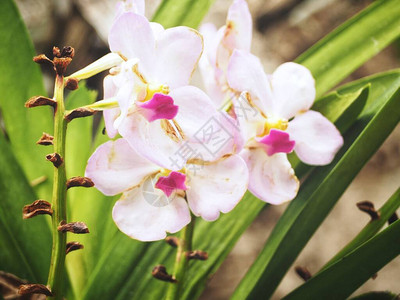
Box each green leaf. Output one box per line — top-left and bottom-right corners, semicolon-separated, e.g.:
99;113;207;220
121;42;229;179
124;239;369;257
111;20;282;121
350;291;400;300
282;220;400;300
297;0;400;98
0;0;53;199
321;187;400;271
0;133;52;283
231;75;400;299
152;0;215;28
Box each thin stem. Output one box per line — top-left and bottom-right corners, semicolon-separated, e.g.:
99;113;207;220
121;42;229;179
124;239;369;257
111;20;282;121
47;74;68;300
166;216;195;300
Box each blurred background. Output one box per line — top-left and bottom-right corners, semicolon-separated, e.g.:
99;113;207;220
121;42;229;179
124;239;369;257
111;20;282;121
15;0;400;298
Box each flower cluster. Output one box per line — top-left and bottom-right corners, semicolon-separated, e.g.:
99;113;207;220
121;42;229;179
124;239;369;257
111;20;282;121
84;0;343;241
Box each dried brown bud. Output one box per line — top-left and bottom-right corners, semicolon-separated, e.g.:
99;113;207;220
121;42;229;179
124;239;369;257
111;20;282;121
33;54;54;66
65;107;96;122
51;46;75;75
151;265;176;283
36;132;54;146
25;96;56;108
23;200;52;219
186;250;208;261
66;176;94;189
66;241;84;254
165;236;179;248
388;212;398;225
46;153;63;168
18;284;53;296
0;271;28;299
372;273;378;280
295;266;312;282
61;46;75;58
53;46;61;58
356;201;380;221
58;221;89;234
65;77;79;90
53;57;72;75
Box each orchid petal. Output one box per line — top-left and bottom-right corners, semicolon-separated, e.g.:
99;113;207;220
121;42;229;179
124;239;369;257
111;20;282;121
199;24;228;107
103;75;120;138
216;0;252;70
225;0;252;52
287;110;343;165
233;91;265;142
150;22;165;39
113;81;135;129
109;12;155;76
112;183;191;241
227;50;273;115
271;62;316;119
256;129;295;156
171;86;241;161
115;0;145;17
118;113;183;170
137;93;178;122
155;171;187;197
199;23;218;67
241;149;299;204
171;86;217;137
186;155;248;221
155;27;203;88
85;139;159;196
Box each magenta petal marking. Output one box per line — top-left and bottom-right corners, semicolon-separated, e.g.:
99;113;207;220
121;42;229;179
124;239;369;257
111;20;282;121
155;171;187;197
137;93;179;122
256;129;295;156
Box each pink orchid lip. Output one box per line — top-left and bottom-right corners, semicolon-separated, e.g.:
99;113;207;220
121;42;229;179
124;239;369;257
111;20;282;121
137;93;179;122
256;129;295;156
155;171;188;197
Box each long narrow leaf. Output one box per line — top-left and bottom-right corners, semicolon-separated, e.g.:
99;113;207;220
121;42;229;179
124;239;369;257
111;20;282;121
152;0;215;28
282;220;400;300
321;187;400;271
297;0;400;97
0;0;53;199
0;133;51;283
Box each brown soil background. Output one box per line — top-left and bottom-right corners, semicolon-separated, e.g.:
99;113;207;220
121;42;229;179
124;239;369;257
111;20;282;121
16;0;400;298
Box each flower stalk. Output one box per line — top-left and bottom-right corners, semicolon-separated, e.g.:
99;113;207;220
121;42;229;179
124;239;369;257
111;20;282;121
46;73;68;300
166;216;195;300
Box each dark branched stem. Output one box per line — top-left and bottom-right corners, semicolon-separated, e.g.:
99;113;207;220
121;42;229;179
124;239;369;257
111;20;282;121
46;73;67;300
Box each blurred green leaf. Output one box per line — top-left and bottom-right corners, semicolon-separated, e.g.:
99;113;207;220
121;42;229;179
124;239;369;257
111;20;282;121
0;133;51;283
321;187;400;271
231;75;400;299
297;0;400;97
0;0;53;199
152;0;215;28
282;220;400;300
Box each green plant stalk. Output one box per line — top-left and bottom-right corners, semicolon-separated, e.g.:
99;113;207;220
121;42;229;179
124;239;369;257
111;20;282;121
166;217;195;300
46;74;67;300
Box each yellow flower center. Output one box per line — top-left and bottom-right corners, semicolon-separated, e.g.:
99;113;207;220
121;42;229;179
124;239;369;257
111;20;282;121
259;116;288;137
144;83;170;101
